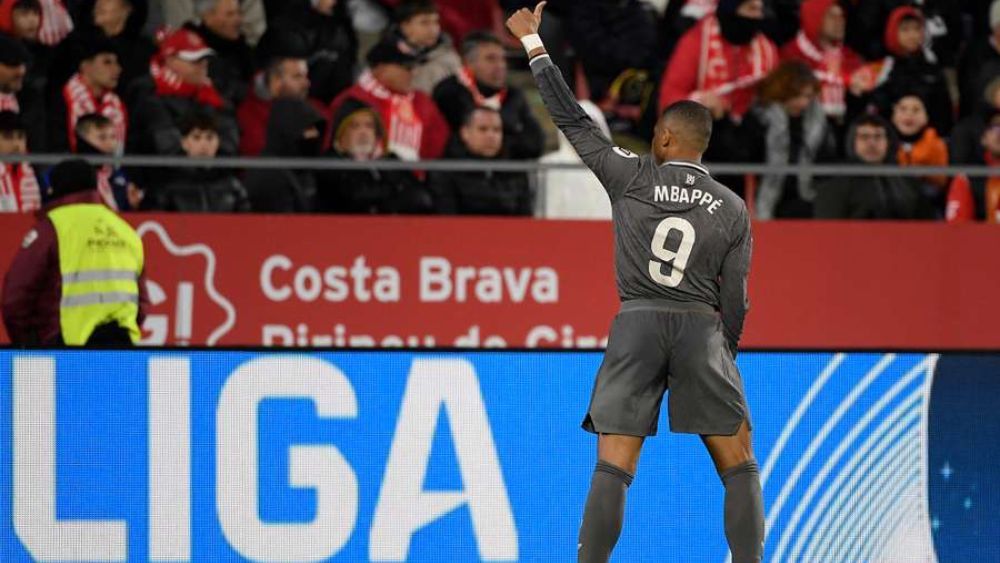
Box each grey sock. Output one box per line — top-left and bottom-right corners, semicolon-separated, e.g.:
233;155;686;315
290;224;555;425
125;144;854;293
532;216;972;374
720;460;765;563
578;461;633;563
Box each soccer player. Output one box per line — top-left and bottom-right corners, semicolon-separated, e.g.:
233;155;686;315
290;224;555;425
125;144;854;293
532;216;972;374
507;4;763;562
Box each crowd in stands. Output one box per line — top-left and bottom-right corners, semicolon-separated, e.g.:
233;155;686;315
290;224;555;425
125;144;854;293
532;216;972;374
0;0;996;220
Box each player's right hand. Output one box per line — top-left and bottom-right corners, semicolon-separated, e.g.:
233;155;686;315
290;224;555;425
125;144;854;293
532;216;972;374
506;1;546;39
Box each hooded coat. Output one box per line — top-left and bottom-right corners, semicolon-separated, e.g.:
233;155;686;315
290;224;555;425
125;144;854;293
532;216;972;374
814;115;937;219
244;98;327;212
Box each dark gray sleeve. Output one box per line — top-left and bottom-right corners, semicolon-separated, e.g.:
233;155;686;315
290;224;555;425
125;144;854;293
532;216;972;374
720;208;752;356
529;54;640;201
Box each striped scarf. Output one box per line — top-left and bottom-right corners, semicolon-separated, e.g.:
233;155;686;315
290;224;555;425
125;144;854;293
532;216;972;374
0;162;40;213
457;66;506;110
63;73;128;152
37;0;73;46
358;70;422;162
791;31;849;118
695;16;778;119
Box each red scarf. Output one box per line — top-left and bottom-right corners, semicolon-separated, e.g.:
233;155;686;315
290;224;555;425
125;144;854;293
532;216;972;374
696;16;778;119
791;31;850;117
358;70;422;161
150;58;224;109
0;162;40;213
0;93;19;113
63;73;128;152
457;66;507;110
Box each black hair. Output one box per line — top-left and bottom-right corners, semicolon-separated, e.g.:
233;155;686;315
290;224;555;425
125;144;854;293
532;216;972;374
394;0;437;23
660;100;712;153
460;105;501;128
179;111;220;136
74;113;113;136
461;30;503;60
12;0;41;14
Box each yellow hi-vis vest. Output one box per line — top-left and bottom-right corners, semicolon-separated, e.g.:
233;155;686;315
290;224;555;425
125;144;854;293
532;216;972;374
48;203;144;345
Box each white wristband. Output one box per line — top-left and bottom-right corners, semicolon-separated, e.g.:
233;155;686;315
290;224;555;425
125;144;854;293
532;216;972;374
520;33;544;54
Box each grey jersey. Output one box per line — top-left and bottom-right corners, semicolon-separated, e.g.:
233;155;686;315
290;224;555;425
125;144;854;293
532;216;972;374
530;55;753;351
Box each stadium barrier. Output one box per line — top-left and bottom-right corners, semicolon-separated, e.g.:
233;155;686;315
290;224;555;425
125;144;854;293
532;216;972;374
2;350;996;562
2;214;999;349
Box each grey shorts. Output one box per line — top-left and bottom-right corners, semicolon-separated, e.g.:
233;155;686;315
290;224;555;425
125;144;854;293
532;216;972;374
582;299;751;437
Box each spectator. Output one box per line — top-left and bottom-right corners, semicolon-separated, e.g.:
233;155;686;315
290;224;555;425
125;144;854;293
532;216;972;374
848;0;962;65
850;6;953;136
50;37;127;153
957;0;1000;117
50;0;156;100
317;98;434;213
565;0;657;104
390;0;462;93
658;0;778;120
265;0;357;105
237;53;311;155
978;111;1000;221
1;158;148;346
781;0;862;123
890;90;949;191
150;111;249;211
73;113;142;210
430;106;532;215
0;110;39;212
0;33;27;111
326;36;448;161
815;113;935;219
160;0;266;46
433;31;543;160
751;61;837;220
186;0;255;106
127;28;239;156
952;77;1000;165
244;98;325;211
0;0;40;40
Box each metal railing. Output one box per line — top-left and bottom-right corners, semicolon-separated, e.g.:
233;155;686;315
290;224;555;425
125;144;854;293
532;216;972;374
1;154;995;177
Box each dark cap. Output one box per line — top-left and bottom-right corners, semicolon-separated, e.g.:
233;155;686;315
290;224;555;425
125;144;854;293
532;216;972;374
48;159;98;198
0;34;31;66
366;37;420;68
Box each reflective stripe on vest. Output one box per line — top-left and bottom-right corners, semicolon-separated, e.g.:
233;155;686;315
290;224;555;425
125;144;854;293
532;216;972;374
48;203;144;345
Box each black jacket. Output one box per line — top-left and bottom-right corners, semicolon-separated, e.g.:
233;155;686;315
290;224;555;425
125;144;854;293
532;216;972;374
266;0;357;105
957;36;1000;117
432;75;544;160
848;0;963;65
150;166;250;212
814;116;937;220
429;140;533;215
862;54;954;136
185;22;255;107
316;153;434;214
244;98;327;212
126;76;241;157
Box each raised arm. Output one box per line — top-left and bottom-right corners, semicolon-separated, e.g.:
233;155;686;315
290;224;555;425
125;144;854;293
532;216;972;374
507;2;640;199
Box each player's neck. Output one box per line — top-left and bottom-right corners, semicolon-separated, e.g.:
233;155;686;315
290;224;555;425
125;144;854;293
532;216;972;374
657;151;703;166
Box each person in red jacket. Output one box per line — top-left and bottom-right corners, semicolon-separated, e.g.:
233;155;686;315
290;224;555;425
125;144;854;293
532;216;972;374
657;0;778;121
780;0;862;122
326;36;448;161
236;53;311;156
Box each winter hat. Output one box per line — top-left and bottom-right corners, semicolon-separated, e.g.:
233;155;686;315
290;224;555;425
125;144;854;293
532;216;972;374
884;5;923;57
48;159;97;198
800;0;837;43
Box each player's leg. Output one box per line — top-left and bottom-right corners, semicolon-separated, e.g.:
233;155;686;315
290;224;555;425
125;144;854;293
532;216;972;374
578;433;644;563
702;420;764;563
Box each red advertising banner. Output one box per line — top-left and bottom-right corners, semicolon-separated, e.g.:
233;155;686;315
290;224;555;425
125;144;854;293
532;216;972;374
1;214;998;349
